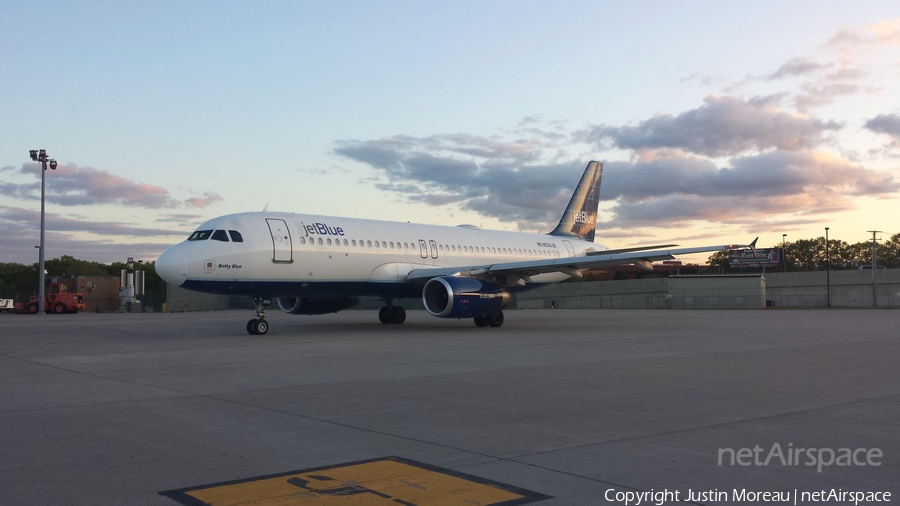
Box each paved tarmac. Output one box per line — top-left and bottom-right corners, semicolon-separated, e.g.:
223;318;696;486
1;308;898;505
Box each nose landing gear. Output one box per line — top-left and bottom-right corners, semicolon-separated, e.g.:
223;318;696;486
247;297;271;335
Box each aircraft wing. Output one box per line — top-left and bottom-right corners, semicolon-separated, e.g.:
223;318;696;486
405;241;754;285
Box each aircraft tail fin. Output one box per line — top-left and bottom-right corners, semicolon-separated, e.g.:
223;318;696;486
548;160;603;242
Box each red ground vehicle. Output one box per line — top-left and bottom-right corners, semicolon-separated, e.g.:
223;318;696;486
16;282;85;314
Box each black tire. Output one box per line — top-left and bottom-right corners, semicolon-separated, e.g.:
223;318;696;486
54;303;66;314
390;306;406;324
28;303;39;314
474;315;488;327
256;320;269;335
378;306;391;324
488;311;504;327
247;319;258;335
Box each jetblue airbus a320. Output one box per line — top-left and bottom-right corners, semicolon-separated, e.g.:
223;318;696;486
156;161;751;334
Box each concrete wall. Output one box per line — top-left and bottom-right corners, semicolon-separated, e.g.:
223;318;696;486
166;286;253;312
765;269;900;307
515;270;900;309
514;278;670;309
166;269;900;312
668;275;765;309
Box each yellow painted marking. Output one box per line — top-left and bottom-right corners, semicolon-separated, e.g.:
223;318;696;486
183;459;526;506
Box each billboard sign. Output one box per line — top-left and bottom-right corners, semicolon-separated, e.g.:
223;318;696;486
729;247;781;267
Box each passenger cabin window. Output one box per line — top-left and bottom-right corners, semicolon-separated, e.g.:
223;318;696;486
211;230;229;242
188;230;213;241
228;230;243;242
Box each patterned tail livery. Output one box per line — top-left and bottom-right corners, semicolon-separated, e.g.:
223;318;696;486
549;160;603;242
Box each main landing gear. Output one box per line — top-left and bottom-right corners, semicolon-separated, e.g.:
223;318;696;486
473;311;504;328
247;297;271;335
378;302;406;324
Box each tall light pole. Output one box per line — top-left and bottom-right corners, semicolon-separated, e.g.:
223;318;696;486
29;149;57;314
867;230;881;307
782;234;787;273
825;227;830;307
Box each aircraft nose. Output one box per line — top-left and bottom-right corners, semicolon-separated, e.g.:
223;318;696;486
156;245;189;287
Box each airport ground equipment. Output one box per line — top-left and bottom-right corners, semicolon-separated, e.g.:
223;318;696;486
15;282;85;314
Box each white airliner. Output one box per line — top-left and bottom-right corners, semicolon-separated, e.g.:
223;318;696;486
156;161;752;334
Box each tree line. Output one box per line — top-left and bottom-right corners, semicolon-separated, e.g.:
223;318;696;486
0;255;165;303
708;232;900;272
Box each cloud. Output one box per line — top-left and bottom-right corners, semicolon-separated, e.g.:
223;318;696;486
794;82;859;112
582;95;841;157
156;213;207;226
865;113;900;138
184;192;224;208
0;205;189;238
766;58;831;80
2;162;222;209
604;149;896;199
337;129;897;234
0;205;190;263
596;150;897;228
336;89;899;237
828;18;900;48
336;134;584;230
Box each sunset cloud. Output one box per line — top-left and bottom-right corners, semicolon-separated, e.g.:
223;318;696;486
336;94;897;235
865;113;900;140
766;58;832;80
2;163;222;209
582;95;841;157
0;205;190;263
828;18;900;48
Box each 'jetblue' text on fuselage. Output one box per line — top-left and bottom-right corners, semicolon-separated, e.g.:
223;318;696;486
302;222;345;237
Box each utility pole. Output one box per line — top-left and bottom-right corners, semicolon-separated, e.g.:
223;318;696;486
782;234;787;273
825;227;830;307
867;230;881;307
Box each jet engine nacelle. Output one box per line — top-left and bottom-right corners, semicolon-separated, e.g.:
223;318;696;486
277;296;360;315
422;276;510;318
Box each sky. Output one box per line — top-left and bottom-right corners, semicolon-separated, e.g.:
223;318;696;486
2;1;899;264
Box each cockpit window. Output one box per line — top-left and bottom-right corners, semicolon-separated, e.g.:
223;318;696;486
188;230;213;241
211;230;229;242
228;230;244;243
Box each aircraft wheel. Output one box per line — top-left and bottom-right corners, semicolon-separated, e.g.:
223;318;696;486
488;311;504;327
255;320;269;335
390;306;406;324
378;306;391;324
28;303;39;314
54;303;66;314
474;315;488;327
247;319;258;335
